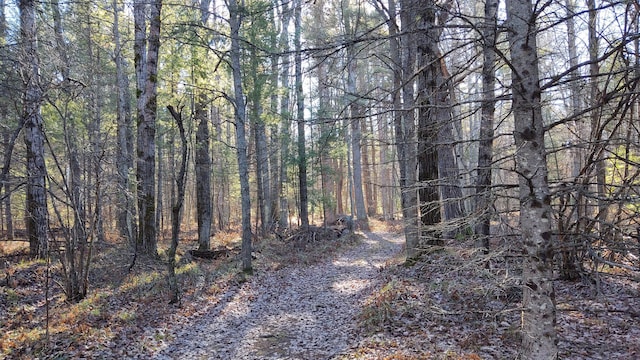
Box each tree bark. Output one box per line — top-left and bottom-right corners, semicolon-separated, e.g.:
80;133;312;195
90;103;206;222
195;95;213;250
135;0;162;256
587;0;608;231
20;0;48;258
505;0;558;356
112;0;136;245
294;0;309;228
0;2;19;240
399;0;419;259
474;0;498;250
278;0;292;230
229;0;253;272
416;0;443;245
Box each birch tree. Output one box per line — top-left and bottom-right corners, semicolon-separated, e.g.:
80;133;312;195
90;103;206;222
506;0;557;356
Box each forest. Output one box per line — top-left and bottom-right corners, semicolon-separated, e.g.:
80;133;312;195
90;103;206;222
1;0;639;357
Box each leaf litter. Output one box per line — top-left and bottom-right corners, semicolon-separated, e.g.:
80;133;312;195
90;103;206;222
2;224;639;359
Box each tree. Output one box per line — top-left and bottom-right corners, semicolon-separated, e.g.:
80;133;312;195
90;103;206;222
167;105;188;304
344;9;369;229
113;0;136;246
229;0;253;272
195;94;213;250
474;0;498;251
134;0;163;256
0;0;18;240
505;0;558;356
294;0;309;228
399;0;420;259
278;0;292;230
20;0;49;258
415;0;445;245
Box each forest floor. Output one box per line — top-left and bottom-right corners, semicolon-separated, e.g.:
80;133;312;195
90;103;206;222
1;220;640;359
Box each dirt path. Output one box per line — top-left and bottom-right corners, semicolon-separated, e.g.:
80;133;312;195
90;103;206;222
152;232;404;359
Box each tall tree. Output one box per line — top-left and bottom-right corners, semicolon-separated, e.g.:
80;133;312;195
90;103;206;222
313;0;338;225
474;0;498;250
506;0;558;356
134;0;163;256
399;0;420;259
195;94;213;250
343;0;369;228
278;0;292;230
20;0;49;258
0;0;16;240
112;0;136;245
587;0;607;229
246;6;272;234
229;0;253;272
294;0;309;228
415;0;446;245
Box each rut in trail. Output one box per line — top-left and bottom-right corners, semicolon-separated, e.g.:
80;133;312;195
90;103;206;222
154;231;403;360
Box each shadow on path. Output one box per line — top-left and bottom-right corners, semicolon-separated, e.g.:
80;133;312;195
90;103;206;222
150;231;404;360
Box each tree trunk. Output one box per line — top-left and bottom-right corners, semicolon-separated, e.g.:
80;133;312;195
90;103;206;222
587;0;608;232
313;0;337;226
278;5;291;230
506;0;558;356
474;0;498;250
135;0;162;256
436;61;466;225
346;45;369;228
398;0;419;259
416;0;443;245
112;0;136;245
250;51;271;235
229;0;253;272
195;95;213;250
294;0;309;228
20;0;48;258
361;118;376;217
167;105;188;304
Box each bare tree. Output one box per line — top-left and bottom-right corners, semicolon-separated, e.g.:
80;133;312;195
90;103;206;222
20;0;49;258
294;0;309;228
112;0;136;245
229;0;253;272
0;0;19;239
134;0;163;256
167;105;188;304
399;0;420;259
506;0;558;356
195;95;213;250
474;0;498;251
278;0;292;230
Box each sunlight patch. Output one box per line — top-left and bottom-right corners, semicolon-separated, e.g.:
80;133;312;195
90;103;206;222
332;278;371;294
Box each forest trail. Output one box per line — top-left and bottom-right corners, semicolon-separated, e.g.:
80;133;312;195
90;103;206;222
152;231;404;359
